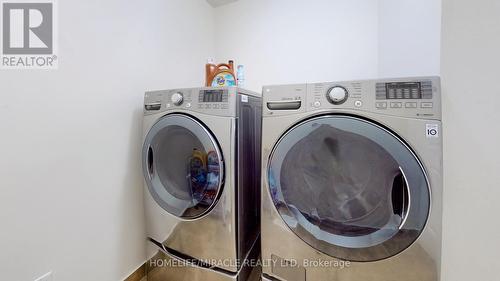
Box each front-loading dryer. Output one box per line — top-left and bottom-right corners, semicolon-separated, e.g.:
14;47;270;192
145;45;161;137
142;87;261;281
261;77;442;281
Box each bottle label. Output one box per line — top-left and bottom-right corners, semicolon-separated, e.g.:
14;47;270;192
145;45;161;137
211;72;236;87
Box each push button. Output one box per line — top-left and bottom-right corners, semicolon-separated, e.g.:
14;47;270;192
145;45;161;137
390;102;402;108
405;102;417;108
376;102;387;109
421;102;433;108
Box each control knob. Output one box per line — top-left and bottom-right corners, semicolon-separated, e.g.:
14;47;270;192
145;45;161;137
326;86;348;105
171;92;184;106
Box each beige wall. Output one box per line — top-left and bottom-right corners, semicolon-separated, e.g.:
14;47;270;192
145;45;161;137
0;0;214;280
441;0;500;280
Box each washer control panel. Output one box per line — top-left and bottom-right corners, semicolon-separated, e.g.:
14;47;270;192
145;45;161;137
263;77;441;119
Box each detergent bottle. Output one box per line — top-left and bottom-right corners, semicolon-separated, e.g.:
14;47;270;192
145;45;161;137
189;148;207;203
205;60;237;87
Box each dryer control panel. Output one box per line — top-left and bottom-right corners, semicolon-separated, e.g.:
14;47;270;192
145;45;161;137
263;76;441;120
144;87;260;117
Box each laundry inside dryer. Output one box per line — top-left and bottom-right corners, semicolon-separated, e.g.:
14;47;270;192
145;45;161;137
147;121;222;218
279;123;407;237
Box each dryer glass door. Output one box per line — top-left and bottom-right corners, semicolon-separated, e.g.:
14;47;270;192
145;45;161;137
267;115;430;262
143;114;224;219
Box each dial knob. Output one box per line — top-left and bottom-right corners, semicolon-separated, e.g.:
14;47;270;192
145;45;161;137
171;92;184;106
327;86;348;105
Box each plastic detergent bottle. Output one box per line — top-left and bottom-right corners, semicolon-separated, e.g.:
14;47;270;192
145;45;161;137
205;60;237;87
237;65;245;88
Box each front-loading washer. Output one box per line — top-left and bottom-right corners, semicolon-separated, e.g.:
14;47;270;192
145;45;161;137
260;77;442;281
142;87;262;280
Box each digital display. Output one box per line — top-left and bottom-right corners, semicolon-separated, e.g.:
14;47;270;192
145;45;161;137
376;80;433;100
201;90;224;102
385;82;422;99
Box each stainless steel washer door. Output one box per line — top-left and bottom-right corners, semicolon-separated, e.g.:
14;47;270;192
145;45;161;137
267;115;430;262
143;113;224;219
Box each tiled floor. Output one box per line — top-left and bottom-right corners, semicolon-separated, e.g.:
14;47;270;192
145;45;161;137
145;263;261;281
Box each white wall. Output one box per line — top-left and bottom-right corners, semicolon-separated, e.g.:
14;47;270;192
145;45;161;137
378;0;441;77
213;0;441;92
441;1;500;280
213;0;379;92
0;0;214;280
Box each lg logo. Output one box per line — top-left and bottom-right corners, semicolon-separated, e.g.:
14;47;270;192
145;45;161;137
2;2;53;54
426;124;439;138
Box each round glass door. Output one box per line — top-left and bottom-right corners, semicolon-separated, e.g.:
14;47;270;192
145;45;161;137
268;115;430;262
142;114;224;219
